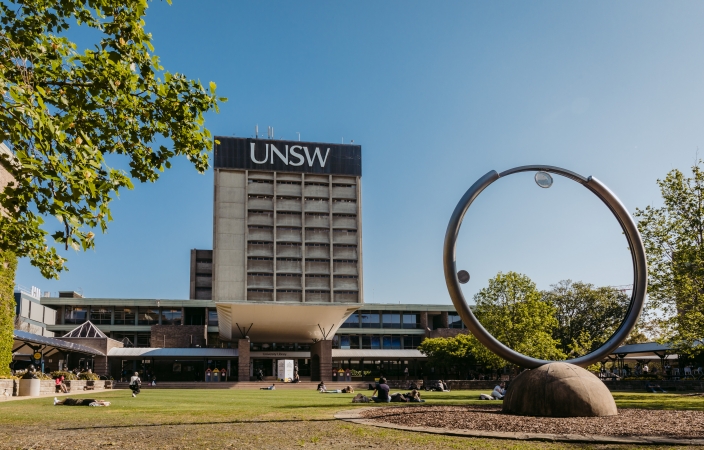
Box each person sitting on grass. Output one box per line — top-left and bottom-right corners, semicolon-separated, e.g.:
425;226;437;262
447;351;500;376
371;377;390;403
317;381;327;392
405;389;425;402
491;382;506;400
54;397;111;406
260;383;275;390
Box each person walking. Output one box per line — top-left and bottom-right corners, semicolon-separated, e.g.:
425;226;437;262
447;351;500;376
129;372;142;397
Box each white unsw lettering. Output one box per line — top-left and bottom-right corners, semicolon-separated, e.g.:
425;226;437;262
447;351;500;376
289;145;305;166
270;144;287;164
304;147;330;167
250;143;268;164
250;143;330;167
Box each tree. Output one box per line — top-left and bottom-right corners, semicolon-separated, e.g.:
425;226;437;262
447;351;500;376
0;251;15;376
635;161;704;356
420;272;565;375
542;280;630;358
472;272;566;367
417;333;476;378
0;0;225;279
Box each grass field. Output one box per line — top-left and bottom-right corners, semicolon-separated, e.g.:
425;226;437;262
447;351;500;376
0;389;701;449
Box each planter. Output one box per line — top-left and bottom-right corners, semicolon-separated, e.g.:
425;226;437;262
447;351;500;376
18;378;40;396
0;379;14;397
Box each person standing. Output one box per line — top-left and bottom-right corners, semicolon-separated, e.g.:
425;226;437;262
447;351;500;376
129;372;141;397
404;367;409;381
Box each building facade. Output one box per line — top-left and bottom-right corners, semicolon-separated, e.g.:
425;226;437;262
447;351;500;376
211;137;363;303
11;137;471;381
37;297;467;381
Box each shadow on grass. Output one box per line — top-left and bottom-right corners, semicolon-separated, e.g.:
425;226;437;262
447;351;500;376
57;417;338;431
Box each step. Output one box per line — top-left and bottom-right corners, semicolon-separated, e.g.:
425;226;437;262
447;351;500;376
114;381;371;390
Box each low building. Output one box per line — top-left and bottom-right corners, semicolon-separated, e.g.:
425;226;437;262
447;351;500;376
37;296;468;381
11;137;472;381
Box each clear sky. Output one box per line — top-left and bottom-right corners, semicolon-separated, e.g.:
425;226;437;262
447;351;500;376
14;1;704;304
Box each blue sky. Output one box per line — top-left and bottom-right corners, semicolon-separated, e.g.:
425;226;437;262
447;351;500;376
14;1;704;303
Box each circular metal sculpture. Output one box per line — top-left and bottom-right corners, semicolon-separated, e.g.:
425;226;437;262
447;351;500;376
443;165;648;369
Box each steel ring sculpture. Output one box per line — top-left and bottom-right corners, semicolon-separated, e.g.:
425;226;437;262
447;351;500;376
443;165;647;369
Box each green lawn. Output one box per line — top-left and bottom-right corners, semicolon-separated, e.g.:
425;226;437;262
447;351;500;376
0;389;701;449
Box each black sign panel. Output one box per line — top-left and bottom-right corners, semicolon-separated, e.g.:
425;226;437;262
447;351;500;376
214;137;362;176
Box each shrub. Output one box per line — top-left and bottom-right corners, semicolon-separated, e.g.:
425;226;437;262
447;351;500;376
50;371;77;380
78;372;99;381
14;370;51;380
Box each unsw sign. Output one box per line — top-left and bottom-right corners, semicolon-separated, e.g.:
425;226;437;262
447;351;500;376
214;137;362;176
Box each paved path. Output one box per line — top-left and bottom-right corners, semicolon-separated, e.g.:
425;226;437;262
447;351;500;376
334;407;704;446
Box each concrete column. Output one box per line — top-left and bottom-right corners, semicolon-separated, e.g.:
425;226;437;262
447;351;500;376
244;170;249;301
328;175;334;301
440;311;449;328
301;173;306;302
238;338;250;382
356;176;363;303
419;312;429;336
311;339;333;382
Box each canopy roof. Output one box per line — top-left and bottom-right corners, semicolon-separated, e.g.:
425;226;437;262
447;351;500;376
216;302;360;343
611;342;672;356
62;321;107;338
13;329;104;356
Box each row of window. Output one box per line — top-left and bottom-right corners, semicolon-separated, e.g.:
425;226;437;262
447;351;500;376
249;342;312;351
63;306;219;326
340;312;420;329
333;335;424;350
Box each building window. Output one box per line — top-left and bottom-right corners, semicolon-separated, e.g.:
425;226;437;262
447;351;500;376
138;307;159;325
360;312;380;328
208;310;219;326
382;336;392;349
340;312;360;328
403;314;419;329
112;333;135;347
161;308;182;326
404;335;423;349
340;335;350;349
361;336;381;350
64;306;87;324
391;336;402;349
136;333;151;347
448;313;464;329
90;307;111;325
382;313;401;328
114;307;135;325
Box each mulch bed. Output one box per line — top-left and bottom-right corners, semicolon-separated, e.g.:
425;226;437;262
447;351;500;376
361;405;704;439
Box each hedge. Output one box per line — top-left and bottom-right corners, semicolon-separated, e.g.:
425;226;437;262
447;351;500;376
0;251;16;377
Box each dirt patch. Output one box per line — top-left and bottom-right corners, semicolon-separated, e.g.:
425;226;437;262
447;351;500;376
361;405;704;439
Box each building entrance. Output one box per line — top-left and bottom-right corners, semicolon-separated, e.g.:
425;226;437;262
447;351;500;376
252;359;274;379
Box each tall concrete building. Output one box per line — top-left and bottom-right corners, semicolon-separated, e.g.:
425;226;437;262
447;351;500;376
211;137;363;304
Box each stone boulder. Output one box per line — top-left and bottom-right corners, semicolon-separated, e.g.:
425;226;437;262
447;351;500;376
502;362;617;417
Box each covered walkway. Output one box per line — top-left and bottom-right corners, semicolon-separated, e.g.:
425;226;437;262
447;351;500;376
12;329;105;372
